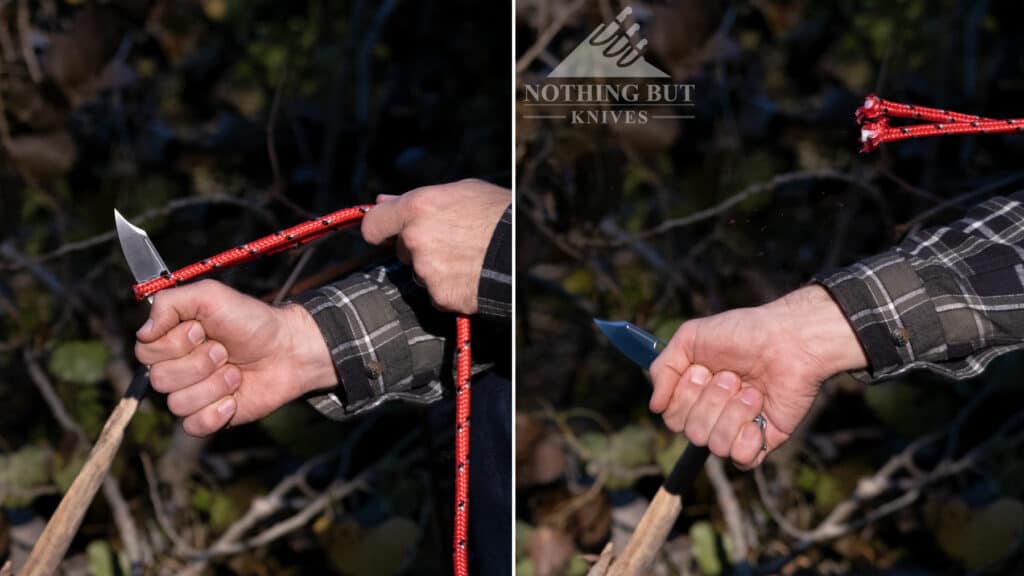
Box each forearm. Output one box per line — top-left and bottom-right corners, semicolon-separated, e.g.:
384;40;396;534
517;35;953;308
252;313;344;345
772;285;868;378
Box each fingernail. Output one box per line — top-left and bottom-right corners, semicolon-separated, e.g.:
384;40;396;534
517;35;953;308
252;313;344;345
690;365;710;385
740;388;760;406
224;367;241;389
217;396;236;416
209;344;227;365
136;319;153;337
716;373;736;389
188;323;205;345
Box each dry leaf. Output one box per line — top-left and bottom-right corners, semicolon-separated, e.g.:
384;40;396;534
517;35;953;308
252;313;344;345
4;131;77;179
529;525;576;576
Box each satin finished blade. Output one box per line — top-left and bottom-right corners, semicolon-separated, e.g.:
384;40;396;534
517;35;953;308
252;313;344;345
114;209;168;285
594;319;665;369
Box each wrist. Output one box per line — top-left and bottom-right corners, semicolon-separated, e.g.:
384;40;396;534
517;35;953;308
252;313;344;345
279;304;338;394
770;285;868;378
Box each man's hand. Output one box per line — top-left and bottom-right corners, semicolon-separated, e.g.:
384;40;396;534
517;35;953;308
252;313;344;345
361;178;511;315
649;285;868;468
134;280;336;437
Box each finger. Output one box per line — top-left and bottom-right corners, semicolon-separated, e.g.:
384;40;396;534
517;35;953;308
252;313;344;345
149;340;229;394
731;420;766;469
649;320;695;413
684;371;741;446
135;320;205;365
361;197;407;245
661;365;710;432
375;194;400;203
166;365;242;417
734;415;789;470
708;387;763;458
136;280;222;342
181;395;237;437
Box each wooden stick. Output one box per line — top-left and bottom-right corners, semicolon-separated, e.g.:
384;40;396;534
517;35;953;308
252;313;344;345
606;487;683;575
19;372;148;576
590;444;711;576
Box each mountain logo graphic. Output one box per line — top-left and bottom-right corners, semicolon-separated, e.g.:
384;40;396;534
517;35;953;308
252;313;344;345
549;7;668;78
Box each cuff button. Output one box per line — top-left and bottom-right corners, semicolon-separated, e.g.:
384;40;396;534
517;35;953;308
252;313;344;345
365;361;383;379
891;327;909;346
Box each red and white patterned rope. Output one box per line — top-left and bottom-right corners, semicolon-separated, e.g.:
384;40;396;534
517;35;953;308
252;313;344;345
857;93;1024;153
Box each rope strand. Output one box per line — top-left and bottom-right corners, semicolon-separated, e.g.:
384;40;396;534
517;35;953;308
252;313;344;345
857;93;1024;152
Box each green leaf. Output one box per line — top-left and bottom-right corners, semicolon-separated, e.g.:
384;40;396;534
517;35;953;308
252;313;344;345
929;498;1024;569
864;381;957;438
49;340;109;385
0;445;53;505
689;520;722;576
656;434;688;476
54;452;86;494
582;425;657;489
326;518;419;576
86;540;116;576
516;520;535;560
567;554;590;576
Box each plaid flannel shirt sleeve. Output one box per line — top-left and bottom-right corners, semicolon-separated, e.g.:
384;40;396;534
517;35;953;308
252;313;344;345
289;263;449;420
477;204;512;320
814;192;1024;382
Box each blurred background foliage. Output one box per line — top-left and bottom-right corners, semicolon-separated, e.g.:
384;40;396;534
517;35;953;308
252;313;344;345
517;0;1024;574
0;0;509;574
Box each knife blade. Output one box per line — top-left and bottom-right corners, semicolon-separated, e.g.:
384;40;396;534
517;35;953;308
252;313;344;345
114;209;169;287
593;319;664;369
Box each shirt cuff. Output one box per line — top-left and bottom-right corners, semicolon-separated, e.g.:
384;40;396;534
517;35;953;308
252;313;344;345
290;264;447;420
477;204;512;319
813;249;946;382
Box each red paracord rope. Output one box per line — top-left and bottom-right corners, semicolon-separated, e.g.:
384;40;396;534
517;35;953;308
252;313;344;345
857;93;1024;153
130;206;473;576
453;316;471;576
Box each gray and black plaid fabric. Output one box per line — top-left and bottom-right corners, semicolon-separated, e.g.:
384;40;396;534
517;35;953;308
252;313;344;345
290;205;512;419
290;264;449;419
478;205;512;319
815;191;1024;382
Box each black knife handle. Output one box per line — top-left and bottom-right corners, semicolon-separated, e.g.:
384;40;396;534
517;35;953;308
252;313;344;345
664;444;710;496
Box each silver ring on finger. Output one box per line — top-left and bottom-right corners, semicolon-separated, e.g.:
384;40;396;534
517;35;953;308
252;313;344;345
753;413;768;452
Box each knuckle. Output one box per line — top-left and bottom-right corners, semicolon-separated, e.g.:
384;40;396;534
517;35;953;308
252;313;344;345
708;429;730;456
182;418;202;437
663;415;684;433
404;189;428;216
685;422;708;445
402;226;423;252
134;341;149;364
166;391;187;416
149;366;168;393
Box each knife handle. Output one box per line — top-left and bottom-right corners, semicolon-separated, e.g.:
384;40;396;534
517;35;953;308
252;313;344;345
132;205;372;300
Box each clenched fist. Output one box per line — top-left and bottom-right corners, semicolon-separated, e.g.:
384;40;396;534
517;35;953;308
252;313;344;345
134;280;336;437
361;179;511;314
649;285;868;468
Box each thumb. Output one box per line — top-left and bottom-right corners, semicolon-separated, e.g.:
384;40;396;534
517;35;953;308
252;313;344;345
361;197;407;245
136;280;219;343
648;320;695;413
